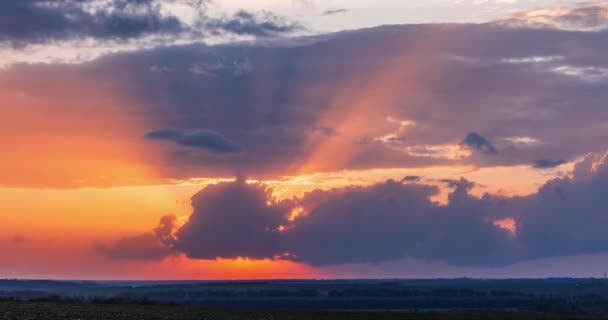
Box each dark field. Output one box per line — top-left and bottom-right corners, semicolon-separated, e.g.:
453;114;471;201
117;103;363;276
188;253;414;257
1;301;607;320
4;279;608;319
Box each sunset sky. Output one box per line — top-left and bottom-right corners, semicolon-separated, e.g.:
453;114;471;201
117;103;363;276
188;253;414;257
3;0;608;280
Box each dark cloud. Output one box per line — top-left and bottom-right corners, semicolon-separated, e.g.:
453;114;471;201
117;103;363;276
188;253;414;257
107;150;608;267
200;10;302;37
0;0;186;44
288;179;518;267
172;180;293;260
113;176;514;266
322;9;350;16
517;152;608;260
290;152;608;266
439;178;475;190
145;129;242;155
154;213;177;246
534;159;567;169
97;233;174;261
0;0;298;45
285;181;444;265
462;132;499;155
401;175;421;183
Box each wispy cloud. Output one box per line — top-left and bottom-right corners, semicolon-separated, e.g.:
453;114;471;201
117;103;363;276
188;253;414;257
322;8;350;16
502;1;608;31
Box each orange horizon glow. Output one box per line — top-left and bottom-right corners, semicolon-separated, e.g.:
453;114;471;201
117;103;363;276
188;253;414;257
0;160;572;279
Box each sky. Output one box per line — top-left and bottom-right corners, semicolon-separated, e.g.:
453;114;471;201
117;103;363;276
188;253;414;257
2;0;608;280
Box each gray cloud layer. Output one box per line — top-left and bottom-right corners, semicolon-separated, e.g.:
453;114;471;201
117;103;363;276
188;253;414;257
3;3;608;188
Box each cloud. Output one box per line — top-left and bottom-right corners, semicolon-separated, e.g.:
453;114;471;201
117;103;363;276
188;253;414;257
288;179;518;267
201;10;302;37
503;1;608;31
462;132;498;155
0;0;188;45
0;0;301;45
106;149;608;267
439;178;476;189
517;152;608;259
322;9;350;16
5;22;608;188
172;180;293;260
293;151;608;266
97;233;175;261
534;159;567;169
0;0;301;67
153;213;178;246
117;176;514;266
145;129;242;155
401;175;421;183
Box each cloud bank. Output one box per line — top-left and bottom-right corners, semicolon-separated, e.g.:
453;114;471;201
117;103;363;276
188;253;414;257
101;150;608;268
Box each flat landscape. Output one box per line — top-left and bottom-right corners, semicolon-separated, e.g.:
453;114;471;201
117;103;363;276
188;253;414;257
3;279;608;318
2;301;608;320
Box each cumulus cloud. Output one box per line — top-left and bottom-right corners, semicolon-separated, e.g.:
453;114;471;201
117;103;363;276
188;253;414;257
145;129;242;155
100;150;608;267
105;176;512;266
173;180;293;260
517;152;608;259
462;132;498;155
291;179;520;267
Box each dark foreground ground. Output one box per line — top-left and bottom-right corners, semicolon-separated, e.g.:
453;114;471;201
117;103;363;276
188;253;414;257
4;279;608;318
1;301;607;320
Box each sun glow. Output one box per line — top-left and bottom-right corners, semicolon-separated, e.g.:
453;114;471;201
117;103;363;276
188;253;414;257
288;206;305;222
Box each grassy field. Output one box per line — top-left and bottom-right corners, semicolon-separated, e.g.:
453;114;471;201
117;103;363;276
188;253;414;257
1;302;608;320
